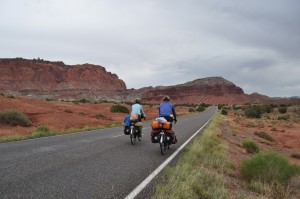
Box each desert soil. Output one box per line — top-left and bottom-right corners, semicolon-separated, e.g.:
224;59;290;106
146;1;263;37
0;95;190;137
220;106;300;198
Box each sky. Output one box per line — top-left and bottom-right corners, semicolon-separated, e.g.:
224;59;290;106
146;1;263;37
0;0;299;97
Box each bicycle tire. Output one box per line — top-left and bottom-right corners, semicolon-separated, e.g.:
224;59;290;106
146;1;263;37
160;134;164;155
130;129;136;145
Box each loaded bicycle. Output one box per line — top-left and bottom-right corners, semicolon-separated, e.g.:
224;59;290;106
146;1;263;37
151;117;176;155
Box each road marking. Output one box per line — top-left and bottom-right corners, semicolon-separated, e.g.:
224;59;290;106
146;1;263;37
124;111;216;199
110;135;124;138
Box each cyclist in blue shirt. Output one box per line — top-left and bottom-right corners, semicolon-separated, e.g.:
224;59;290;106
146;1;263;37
159;96;177;123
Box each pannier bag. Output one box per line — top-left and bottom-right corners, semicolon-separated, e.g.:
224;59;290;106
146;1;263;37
135;122;142;127
151;129;160;143
151;121;172;130
124;114;131;126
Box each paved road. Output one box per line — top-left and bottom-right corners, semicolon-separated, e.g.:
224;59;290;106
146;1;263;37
0;107;216;199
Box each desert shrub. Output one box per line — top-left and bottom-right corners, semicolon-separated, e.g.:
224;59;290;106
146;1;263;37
64;109;73;113
242;139;260;153
7;95;15;99
232;105;242;110
110;104;129;113
246;181;265;193
96;113;105;119
221;109;228;115
0;109;31;127
291;153;300;159
278;114;290;120
0;134;24;143
36;125;50;132
254;131;274;142
79;98;91;103
196;105;205;112
218;104;226;110
278;106;287;114
189;108;195;112
244;106;262;118
241;152;300;184
27;125;55;139
199;103;210;108
260;105;274;113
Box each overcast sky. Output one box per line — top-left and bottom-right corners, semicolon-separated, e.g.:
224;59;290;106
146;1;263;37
0;0;299;97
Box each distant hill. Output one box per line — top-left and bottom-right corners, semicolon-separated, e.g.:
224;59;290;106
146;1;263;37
0;58;126;95
0;58;299;105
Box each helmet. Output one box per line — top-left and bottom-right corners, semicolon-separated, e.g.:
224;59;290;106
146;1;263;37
162;95;170;101
135;98;141;104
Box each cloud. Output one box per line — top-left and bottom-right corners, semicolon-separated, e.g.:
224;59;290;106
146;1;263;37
0;0;299;97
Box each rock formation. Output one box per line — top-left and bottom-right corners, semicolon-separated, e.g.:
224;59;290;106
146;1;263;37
0;58;126;98
1;58;298;105
141;77;251;104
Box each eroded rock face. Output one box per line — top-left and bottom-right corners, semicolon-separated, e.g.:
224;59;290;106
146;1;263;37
141;77;249;104
2;58;293;105
0;58;126;94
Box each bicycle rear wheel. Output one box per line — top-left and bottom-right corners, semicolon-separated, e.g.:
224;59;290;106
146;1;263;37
160;135;164;155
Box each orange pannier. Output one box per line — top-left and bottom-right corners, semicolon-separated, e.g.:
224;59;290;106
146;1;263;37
151;121;172;130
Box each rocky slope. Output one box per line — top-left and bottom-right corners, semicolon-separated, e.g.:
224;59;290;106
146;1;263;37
1;58;298;105
141;77;253;104
0;58;126;97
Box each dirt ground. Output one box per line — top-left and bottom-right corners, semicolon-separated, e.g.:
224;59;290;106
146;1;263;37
0;95;190;137
223;106;300;165
220;106;300;198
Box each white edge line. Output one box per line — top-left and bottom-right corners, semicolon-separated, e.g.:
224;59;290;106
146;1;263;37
124;110;216;199
110;135;124;138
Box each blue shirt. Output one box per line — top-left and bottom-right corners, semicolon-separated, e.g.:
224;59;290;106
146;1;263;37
131;103;146;117
159;101;176;120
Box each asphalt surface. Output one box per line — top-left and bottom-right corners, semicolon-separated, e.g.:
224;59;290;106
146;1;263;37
0;107;216;199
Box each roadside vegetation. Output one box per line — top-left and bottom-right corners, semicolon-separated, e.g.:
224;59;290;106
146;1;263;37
110;104;130;113
0;122;124;143
153;104;300;199
152;113;232;199
0;109;31;127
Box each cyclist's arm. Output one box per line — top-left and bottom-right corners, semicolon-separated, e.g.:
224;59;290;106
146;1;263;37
172;106;177;121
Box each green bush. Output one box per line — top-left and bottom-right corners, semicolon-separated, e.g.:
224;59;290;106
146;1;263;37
221;109;228;115
110;104;129;113
27;125;55;139
241;152;300;184
218;104;226;110
36;125;50;132
242;139;260;153
278;106;287;114
244;106;261;118
189;108;195;112
78;98;91;103
0;109;31;127
196;106;205;112
254;131;274;142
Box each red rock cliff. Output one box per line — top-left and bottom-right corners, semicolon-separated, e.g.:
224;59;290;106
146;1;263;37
0;58;126;94
141;77;247;104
